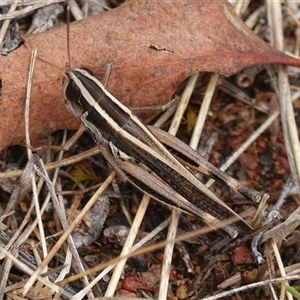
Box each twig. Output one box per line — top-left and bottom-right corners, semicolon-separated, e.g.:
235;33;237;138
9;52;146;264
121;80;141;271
104;194;151;297
73;217;171;299
0;244;62;294
158;210;180;299
201;275;300;300
0;0;18;44
0;147;102;179
33;155;94;297
23;171;117;296
251;177;293;264
190;73;219;149
0;1;64;21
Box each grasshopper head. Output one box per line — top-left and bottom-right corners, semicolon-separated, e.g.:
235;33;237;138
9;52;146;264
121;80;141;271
63;68;95;116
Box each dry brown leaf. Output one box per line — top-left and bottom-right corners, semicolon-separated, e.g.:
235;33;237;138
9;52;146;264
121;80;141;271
1;0;300;149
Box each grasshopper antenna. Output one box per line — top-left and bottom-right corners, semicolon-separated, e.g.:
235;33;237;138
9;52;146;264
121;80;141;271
66;5;72;69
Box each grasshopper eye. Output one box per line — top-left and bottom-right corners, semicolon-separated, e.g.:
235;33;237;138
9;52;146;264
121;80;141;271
63;77;81;103
62;73;84;116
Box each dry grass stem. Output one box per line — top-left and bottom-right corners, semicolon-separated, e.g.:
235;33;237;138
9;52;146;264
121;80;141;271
1;1;300;299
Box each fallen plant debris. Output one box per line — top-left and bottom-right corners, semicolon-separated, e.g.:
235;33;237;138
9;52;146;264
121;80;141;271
1;0;300;149
0;1;300;300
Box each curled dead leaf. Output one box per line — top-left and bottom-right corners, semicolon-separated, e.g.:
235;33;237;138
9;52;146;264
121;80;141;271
1;0;300;149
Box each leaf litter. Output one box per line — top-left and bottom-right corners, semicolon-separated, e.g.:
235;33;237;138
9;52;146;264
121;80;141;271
0;1;300;299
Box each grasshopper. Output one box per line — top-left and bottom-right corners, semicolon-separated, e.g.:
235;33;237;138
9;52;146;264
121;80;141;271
61;66;263;238
26;5;267;239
